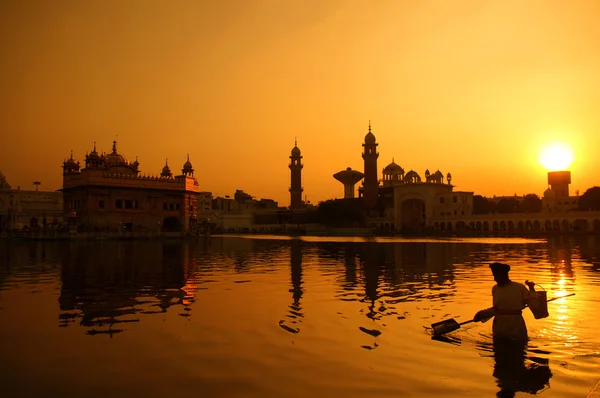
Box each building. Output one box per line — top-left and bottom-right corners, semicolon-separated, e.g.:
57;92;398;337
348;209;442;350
0;171;63;231
361;122;379;209
60;141;200;233
289;139;304;209
353;125;473;231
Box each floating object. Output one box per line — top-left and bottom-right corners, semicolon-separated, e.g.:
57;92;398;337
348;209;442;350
431;293;575;335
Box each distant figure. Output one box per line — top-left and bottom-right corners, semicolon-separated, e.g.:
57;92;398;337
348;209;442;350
473;262;539;341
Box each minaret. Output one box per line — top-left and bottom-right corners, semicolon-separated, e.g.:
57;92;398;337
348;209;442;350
362;121;379;209
289;138;304;209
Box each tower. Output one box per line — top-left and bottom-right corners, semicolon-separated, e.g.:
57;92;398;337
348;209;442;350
289;138;303;209
548;171;571;198
333;167;364;199
362;121;379;209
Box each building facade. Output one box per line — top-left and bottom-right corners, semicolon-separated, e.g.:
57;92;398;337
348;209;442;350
0;172;64;231
61;141;200;233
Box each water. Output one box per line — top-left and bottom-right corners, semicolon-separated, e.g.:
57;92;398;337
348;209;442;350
0;235;599;398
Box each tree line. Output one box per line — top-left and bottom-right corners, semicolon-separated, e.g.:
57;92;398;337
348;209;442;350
473;186;600;214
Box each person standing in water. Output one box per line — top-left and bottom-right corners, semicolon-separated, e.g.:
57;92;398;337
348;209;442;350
474;262;540;341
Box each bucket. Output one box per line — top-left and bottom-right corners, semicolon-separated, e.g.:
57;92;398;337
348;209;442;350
528;284;549;319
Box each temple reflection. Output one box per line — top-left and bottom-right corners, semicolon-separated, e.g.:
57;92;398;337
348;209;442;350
353;242;458;322
58;241;195;337
279;239;304;334
575;235;600;272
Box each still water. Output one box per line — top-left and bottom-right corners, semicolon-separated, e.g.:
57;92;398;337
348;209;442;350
0;235;599;397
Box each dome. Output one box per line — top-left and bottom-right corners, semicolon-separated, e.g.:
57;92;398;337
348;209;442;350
182;154;194;176
291;138;301;156
404;170;422;183
63;150;80;173
364;131;376;144
433;170;444;179
161;158;173;177
364;121;376;144
544;188;555;198
383;160;403;173
183;154;193;169
104;140;129;166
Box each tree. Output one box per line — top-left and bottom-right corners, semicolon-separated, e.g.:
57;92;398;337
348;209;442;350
473;195;491;214
497;198;520;214
520;194;542;213
316;198;366;226
578;186;600;211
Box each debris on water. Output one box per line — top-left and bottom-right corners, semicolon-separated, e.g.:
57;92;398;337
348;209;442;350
359;326;381;337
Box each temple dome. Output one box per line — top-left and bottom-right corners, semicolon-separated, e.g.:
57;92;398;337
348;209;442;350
383;161;403;173
291;145;301;156
364;131;376;144
544;188;555;198
105;140;129;166
404;170;422;183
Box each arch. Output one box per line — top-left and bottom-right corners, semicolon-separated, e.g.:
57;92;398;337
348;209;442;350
525;220;532;231
476;221;482;231
400;198;426;230
499;221;506;231
517;220;524;231
533;220;541;230
434;222;439;230
544;220;552;231
553;220;560;231
507;221;514;231
594;219;600;232
493;221;499;231
483;221;489;232
440;222;446;231
447;222;453;232
561;219;570;232
469;221;475;231
162;216;182;232
456;221;466;231
574;219;588;232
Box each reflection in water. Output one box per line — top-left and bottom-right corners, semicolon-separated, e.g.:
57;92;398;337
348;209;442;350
0;236;599;398
279;239;304;334
58;242;194;337
491;339;552;397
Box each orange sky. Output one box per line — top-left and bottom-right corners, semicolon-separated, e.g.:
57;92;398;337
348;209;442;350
1;0;599;205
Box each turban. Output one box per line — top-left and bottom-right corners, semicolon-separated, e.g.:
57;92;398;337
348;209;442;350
489;262;510;273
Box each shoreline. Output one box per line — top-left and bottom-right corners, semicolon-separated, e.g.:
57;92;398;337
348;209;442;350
1;229;598;241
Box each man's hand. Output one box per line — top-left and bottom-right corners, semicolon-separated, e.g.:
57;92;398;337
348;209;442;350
525;280;536;291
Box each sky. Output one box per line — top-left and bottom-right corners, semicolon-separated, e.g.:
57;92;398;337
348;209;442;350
1;0;599;205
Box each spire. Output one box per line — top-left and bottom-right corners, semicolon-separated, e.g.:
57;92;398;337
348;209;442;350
165;158;168;166
187;153;190;161
70;150;73;159
295;137;297;146
93;141;97;152
112;140;117;154
392;157;394;163
368;120;371;134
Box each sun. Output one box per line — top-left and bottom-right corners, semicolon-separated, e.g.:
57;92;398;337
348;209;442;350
539;142;574;171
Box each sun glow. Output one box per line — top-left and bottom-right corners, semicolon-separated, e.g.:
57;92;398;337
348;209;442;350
539;142;575;171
